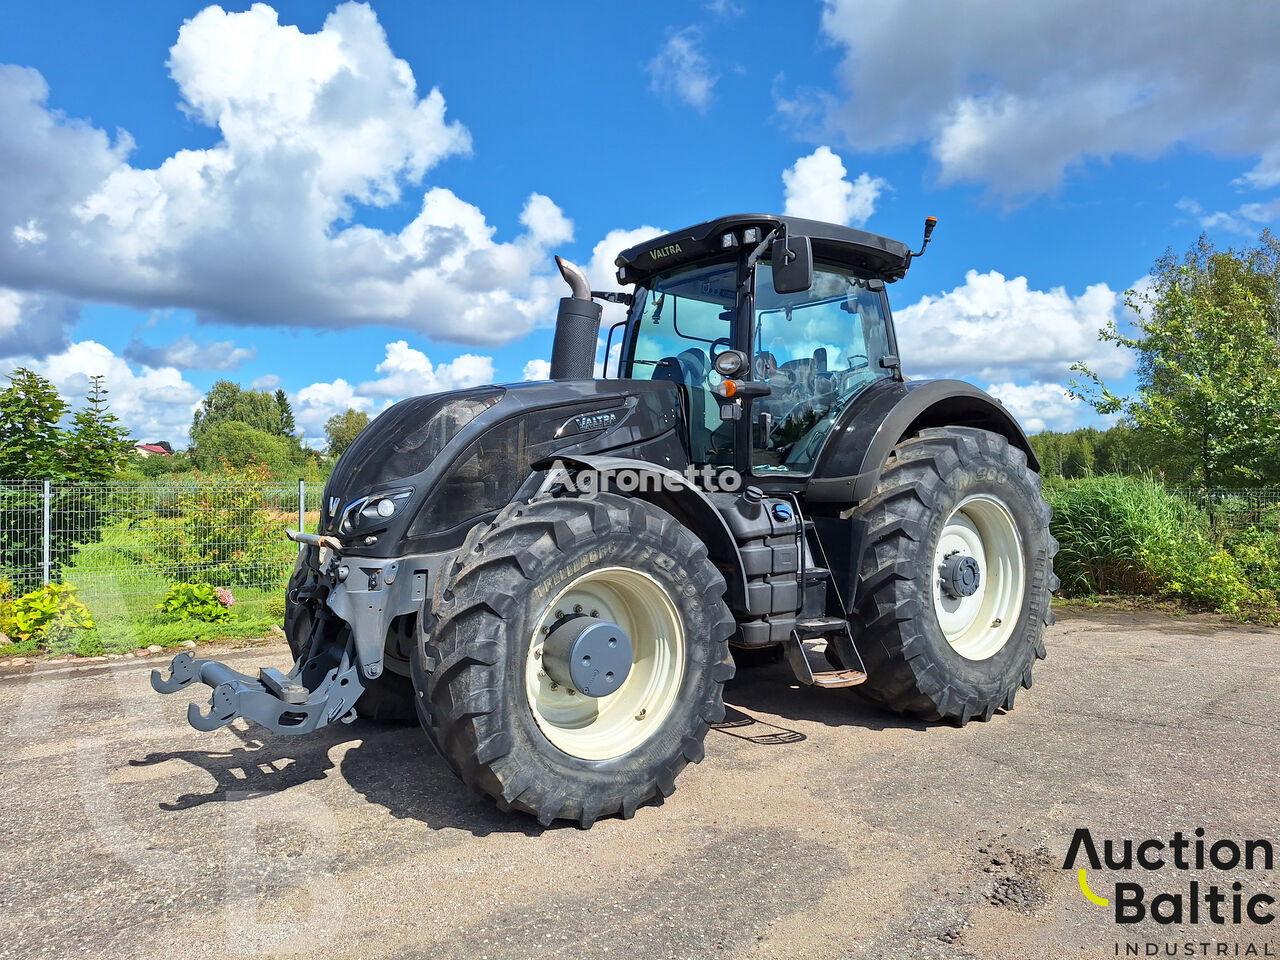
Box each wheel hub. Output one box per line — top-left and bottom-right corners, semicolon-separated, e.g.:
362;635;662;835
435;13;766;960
542;616;633;698
939;553;981;598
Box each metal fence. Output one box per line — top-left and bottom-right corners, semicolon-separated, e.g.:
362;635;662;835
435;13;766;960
1172;487;1280;534
0;479;324;620
2;478;1277;625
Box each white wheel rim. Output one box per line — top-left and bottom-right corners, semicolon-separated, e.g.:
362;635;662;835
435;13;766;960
525;567;685;761
932;494;1025;661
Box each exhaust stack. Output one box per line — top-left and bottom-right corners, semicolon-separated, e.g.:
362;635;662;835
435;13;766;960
549;256;603;380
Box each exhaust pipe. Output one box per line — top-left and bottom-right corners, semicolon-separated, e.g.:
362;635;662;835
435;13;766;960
550;256;602;380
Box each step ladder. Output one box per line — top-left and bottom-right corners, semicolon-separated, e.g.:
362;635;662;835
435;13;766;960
780;509;868;688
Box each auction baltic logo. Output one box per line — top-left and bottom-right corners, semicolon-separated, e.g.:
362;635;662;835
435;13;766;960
1064;827;1276;957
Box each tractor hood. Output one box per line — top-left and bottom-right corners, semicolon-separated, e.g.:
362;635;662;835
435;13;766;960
319;379;688;556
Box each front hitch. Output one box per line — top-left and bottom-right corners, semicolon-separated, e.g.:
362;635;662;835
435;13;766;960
150;630;365;735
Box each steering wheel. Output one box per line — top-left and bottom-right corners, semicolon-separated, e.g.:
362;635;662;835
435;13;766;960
709;337;734;363
847;353;869;369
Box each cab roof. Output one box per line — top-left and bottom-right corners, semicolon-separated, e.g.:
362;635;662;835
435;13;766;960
614;213;914;285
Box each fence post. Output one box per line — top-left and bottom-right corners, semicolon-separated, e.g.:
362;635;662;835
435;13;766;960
298;478;305;535
41;479;51;585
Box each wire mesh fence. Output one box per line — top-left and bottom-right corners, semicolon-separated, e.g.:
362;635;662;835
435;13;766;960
1172;487;1280;534
1;479;325;625
3;477;1278;642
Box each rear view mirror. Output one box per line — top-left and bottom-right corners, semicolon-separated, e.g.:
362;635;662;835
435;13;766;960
770;235;812;295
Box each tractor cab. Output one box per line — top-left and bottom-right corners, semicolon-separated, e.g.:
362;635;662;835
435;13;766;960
612;214;922;488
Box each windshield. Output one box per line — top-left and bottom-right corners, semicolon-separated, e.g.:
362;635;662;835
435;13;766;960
627;259;737;465
752;261;892;475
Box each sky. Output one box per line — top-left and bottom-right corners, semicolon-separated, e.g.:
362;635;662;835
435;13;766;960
2;0;1278;445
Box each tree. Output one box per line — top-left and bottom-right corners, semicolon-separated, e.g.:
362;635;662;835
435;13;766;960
191;380;295;444
67;375;131;480
324;408;370;458
0;369;133;589
191;421;301;475
0;367;70;479
1072;232;1280;487
275;388;297;438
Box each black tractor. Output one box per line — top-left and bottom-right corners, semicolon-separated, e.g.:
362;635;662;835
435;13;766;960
153;213;1057;827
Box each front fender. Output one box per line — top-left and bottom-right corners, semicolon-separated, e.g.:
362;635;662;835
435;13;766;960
533;454;751;611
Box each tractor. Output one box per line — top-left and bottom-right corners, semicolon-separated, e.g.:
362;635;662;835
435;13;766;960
153;213;1057;827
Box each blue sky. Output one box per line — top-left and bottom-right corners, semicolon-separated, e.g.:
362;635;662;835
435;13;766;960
2;0;1277;445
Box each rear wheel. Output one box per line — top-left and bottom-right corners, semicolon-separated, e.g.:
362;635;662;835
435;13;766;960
850;427;1057;724
413;492;735;827
284;555;415;723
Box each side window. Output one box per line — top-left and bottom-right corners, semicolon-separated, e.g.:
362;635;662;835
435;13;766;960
752;262;892;474
628;260;737;465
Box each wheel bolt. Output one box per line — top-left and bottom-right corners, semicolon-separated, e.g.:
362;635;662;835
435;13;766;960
533;647;542;659
635;708;647;721
590;609;599;617
574;604;583;614
555;610;564;619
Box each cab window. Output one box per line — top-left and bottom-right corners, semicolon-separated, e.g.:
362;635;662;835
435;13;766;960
752;261;892;475
628;260;737;465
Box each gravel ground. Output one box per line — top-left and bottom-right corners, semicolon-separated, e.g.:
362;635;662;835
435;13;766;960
1;608;1277;960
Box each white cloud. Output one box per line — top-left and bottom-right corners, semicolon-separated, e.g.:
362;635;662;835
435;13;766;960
123;335;256;371
250;373;281;391
812;0;1280;197
522;358;551;381
0;4;571;345
782;147;885;226
357;340;494;397
1;339;202;442
648;27;717;111
293;378;372;440
1177;196;1280;236
706;0;743;14
893;270;1132;384
291;339;498;441
985;381;1086;434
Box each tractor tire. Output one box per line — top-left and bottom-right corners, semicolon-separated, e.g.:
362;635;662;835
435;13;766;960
849;426;1058;724
412;492;735;828
284;556;416;724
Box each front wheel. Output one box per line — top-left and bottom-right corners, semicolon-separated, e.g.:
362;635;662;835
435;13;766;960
413;493;735;827
850;426;1058;724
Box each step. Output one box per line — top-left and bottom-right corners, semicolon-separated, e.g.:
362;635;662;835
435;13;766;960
794;615;846;635
799;565;831;582
782;635;867;688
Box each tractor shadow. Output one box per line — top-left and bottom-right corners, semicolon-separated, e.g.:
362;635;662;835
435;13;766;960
130;721;551;837
720;654;934;735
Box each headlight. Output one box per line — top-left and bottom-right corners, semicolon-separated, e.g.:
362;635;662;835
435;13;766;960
339;488;413;533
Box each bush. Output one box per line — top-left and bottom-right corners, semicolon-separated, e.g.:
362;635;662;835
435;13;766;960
1046;475;1203;595
265;595;287;621
1048;474;1280;621
156;582;233;623
0;583;94;642
140;462;290;587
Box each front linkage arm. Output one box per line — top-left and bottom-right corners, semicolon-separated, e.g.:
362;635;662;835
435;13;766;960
151;529;435;736
150;608;366;734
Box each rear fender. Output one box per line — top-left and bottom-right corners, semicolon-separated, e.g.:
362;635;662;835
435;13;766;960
807;379;1038;503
